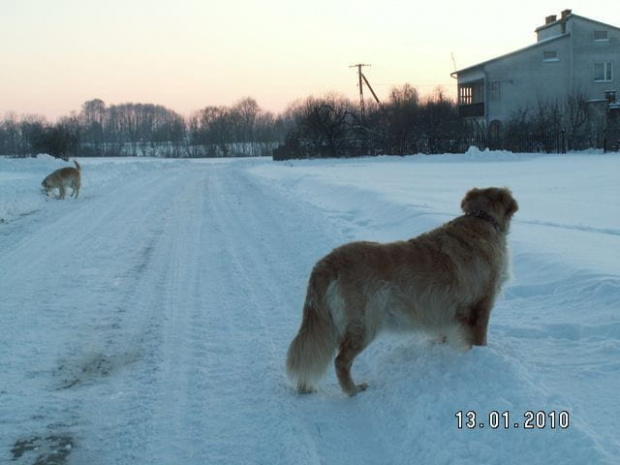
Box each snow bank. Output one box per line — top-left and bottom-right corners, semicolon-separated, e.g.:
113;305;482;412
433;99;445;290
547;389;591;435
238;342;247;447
250;151;620;272
248;150;620;463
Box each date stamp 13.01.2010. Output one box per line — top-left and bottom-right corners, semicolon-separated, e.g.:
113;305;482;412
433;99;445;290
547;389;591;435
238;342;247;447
455;410;570;430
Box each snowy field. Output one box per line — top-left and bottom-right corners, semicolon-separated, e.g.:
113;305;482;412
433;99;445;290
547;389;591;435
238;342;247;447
1;151;619;464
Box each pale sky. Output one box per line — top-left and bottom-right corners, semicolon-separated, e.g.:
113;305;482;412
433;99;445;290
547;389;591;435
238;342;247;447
1;1;616;120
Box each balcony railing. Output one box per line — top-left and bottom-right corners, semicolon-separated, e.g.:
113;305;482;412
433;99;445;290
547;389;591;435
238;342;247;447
458;102;484;118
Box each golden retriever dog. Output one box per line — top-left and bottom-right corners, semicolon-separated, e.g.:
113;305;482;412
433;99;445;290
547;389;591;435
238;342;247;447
286;187;518;396
42;160;81;199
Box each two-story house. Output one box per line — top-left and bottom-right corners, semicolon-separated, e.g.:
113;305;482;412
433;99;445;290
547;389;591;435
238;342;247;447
452;10;619;141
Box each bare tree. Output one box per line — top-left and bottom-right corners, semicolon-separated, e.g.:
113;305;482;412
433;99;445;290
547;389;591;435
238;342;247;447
382;83;421;155
80;99;106;156
190;106;233;157
563;92;589;150
417;87;463;154
233;97;261;156
299;94;356;158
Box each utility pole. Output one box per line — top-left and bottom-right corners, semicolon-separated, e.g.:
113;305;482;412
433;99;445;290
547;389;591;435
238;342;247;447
349;64;381;121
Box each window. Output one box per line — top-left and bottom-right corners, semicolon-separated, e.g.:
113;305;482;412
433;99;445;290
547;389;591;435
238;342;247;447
594;30;609;41
543;50;559;62
458;80;484;105
594;62;613;82
489;81;501;102
457;80;485;117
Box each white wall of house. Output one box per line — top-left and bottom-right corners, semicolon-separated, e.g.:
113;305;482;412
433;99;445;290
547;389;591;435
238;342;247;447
455;12;619;127
571;17;619;97
484;36;571;122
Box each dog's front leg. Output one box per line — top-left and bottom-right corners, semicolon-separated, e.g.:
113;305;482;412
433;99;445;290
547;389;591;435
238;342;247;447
467;296;495;346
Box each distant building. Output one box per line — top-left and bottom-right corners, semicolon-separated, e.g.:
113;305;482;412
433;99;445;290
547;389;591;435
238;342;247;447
452;9;619;145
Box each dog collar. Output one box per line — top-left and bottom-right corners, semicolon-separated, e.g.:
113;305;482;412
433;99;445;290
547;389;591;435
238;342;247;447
466;210;500;232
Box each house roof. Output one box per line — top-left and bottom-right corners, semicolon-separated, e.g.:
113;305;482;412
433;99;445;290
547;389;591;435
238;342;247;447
451;34;569;78
536;13;620;34
451;12;620;79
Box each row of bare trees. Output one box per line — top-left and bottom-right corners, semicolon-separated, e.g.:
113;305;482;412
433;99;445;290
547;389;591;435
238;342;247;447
274;86;465;159
0;97;285;158
275;86;612;159
79;97;285;158
79;99;186;157
492;95;597;153
1;86;612;159
187;99;284;157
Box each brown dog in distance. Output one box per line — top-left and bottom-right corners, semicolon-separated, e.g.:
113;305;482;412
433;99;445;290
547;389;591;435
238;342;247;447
42;160;81;199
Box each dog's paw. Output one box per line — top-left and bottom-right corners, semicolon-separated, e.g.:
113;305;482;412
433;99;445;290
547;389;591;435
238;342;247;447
296;382;317;395
346;383;369;397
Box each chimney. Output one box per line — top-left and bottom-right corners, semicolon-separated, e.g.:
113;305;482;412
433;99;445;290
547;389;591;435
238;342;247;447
561;9;572;20
546;15;557;25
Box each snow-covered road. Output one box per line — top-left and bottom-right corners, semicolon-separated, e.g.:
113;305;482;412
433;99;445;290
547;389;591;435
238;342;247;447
1;153;619;464
2;160;327;464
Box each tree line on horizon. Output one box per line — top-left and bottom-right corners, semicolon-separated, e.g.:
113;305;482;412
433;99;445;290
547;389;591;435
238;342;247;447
0;87;468;159
0;85;609;159
0;97;283;159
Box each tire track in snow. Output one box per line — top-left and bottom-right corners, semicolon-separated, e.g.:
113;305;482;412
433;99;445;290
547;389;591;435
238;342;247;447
68;166;218;464
192;163;393;465
137;163;331;464
517;218;620;237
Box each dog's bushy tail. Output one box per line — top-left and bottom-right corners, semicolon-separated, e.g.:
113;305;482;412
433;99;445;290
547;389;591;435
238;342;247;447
73;160;81;171
286;266;339;393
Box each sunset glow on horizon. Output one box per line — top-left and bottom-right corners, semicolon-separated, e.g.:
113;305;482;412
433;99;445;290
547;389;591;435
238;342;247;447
1;0;616;120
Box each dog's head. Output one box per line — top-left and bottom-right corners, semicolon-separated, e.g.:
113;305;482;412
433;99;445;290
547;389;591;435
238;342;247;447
461;187;518;230
41;176;54;195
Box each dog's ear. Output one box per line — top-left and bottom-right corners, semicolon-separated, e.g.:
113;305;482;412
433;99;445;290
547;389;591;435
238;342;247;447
498;188;518;217
461;188;482;213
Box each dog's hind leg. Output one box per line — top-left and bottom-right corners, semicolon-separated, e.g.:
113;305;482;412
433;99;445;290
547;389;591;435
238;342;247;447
335;322;370;396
